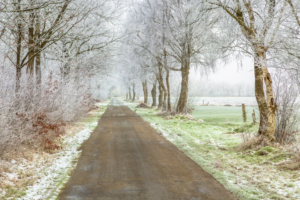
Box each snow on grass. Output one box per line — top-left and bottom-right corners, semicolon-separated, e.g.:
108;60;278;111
0;102;108;200
21;105;107;200
125;101;300;200
22;127;95;200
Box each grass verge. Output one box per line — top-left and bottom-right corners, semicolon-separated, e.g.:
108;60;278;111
124;101;300;200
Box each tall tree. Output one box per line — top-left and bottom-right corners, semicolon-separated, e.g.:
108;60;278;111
207;0;287;140
164;0;218;112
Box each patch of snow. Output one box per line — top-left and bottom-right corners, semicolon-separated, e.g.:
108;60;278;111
4;172;18;181
207;133;218;150
21;122;98;200
90;121;98;127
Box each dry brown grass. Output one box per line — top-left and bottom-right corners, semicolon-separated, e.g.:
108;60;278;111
238;134;275;151
156;111;170;117
238;132;300;171
0;106;99;199
283;142;300;170
0;146;52;198
213;159;223;169
136;103;150;108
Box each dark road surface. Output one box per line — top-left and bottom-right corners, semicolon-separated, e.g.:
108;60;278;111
58;98;238;200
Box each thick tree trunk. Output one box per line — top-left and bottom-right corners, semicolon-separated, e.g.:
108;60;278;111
157;71;167;110
16;2;22;93
158;83;164;109
166;69;171;112
254;63;268;135
162;6;169;111
163;88;167;110
263;69;278;140
142;80;148;104
254;49;278;141
128;87;132;100
176;65;190;113
176;25;191;113
151;83;157;107
132;85;135;102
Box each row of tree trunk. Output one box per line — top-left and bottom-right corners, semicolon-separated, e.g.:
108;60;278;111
126;84;136;102
142;69;171;112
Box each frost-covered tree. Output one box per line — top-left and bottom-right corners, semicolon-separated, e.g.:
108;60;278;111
0;0;123;154
123;0;219;113
207;0;288;141
163;0;219;112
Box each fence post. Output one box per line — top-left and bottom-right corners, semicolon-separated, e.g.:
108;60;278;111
252;109;257;124
242;104;247;122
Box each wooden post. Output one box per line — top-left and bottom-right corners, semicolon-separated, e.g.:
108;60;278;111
252;109;257;125
242;104;247;122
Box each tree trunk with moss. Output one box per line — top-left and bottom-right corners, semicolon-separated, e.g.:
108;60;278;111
176;64;190;113
254;49;278;141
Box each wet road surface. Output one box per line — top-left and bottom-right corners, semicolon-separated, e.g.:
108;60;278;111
58;98;238;200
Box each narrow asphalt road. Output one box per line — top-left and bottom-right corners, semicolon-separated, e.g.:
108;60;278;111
58;98;238;200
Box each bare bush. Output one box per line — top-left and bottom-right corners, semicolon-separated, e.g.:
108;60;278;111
273;70;300;144
136;103;149;108
0;71;99;156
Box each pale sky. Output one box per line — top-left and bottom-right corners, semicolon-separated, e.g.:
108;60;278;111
193;57;255;85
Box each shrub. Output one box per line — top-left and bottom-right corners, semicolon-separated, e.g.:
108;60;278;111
273;70;300;144
0;71;99;156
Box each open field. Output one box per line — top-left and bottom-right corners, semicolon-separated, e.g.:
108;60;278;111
125;101;300;200
191;97;257;106
193;106;258;122
143;97;258;106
